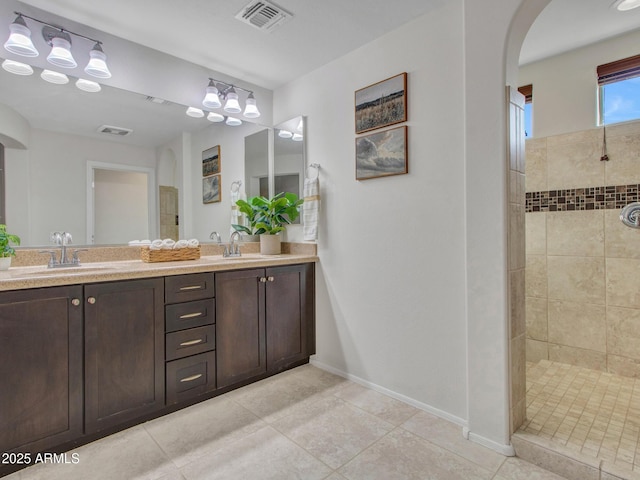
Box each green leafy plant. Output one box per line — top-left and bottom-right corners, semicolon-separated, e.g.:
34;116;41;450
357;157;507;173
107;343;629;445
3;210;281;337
233;192;303;235
0;224;20;258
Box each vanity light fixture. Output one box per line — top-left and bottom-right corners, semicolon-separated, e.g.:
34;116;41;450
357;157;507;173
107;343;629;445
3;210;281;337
207;112;225;122
225;116;242;126
201;78;261;119
612;0;640;10
4;12;112;78
75;78;101;92
186;107;205;118
40;69;69;84
1;58;33;75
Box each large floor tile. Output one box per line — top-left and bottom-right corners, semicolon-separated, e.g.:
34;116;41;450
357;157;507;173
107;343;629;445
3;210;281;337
334;382;419;426
13;426;177;480
144;396;265;468
273;395;394;469
494;457;573;480
401;411;505;474
338;428;493;480
180;426;332;480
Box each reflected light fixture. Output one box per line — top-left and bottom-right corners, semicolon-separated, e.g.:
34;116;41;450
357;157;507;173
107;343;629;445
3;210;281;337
292;133;303;142
75;78;101;92
207;112;225;122
4;12;112;78
613;0;640;10
278;129;293;139
186;107;204;118
4;14;38;57
2;58;33;75
202;79;222;109
40;69;69;84
226;116;242;126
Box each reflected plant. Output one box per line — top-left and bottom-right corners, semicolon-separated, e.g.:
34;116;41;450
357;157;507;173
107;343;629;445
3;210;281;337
0;224;20;257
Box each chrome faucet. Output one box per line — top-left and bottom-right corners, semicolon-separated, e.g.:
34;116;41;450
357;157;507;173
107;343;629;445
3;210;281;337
40;232;86;268
210;231;221;243
224;231;242;257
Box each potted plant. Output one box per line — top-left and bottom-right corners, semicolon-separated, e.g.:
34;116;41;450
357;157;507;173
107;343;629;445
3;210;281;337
240;192;303;254
232;197;267;242
0;224;20;270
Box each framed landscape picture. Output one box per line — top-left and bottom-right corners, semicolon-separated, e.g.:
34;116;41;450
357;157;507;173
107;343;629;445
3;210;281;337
356;126;407;180
202;145;220;177
355;72;407;134
203;174;221;203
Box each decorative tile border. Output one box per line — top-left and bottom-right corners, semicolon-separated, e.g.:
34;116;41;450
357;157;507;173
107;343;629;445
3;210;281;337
526;184;640;212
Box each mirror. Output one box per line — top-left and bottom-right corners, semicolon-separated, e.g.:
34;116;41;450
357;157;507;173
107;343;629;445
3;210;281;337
0;62;267;247
273;116;305;223
244;129;269;198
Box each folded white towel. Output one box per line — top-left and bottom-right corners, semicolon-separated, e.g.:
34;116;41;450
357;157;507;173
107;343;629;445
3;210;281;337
303;175;320;241
150;239;163;250
174;239;189;249
161;238;176;250
187;238;200;248
128;240;141;246
139;240;151;246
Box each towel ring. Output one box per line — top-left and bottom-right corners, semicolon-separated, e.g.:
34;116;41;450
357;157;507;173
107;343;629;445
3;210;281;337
230;180;242;193
306;163;320;180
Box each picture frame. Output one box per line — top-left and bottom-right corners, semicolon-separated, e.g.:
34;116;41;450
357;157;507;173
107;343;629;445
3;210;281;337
355;125;407;181
202;145;220;177
203;174;221;203
355;72;407;134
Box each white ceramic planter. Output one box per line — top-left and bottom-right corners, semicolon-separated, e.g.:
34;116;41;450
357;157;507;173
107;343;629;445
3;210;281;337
0;257;11;271
260;234;281;255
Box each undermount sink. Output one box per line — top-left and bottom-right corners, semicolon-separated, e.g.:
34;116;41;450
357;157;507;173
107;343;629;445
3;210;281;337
13;266;118;277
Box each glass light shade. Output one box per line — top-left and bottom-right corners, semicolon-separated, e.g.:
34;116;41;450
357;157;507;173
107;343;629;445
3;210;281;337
225;116;242;126
76;78;101;92
207;112;225;122
615;0;640;10
186;107;204;118
292;133;303;142
47;37;77;68
243;94;260;118
40;69;69;84
278;129;293;139
4;17;39;57
2;59;33;75
84;44;111;79
202;85;222;109
223;90;242;114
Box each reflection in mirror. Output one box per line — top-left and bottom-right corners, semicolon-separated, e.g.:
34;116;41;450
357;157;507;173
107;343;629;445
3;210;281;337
274;116;304;223
244;129;269;198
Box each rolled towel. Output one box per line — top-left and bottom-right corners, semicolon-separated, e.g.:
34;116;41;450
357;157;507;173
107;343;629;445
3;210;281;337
161;238;176;249
174;239;189;249
139;240;151;246
187;238;200;248
128;240;141;246
149;239;163;251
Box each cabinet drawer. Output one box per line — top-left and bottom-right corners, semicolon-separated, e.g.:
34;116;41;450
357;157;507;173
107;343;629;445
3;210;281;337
166;351;216;405
166;325;215;361
165;273;214;304
165;298;215;332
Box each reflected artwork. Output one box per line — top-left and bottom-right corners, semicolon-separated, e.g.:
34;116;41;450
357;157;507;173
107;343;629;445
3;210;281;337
203;174;221;203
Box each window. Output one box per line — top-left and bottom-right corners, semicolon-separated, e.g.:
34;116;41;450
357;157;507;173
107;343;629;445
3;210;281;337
597;54;640;125
518;84;533;137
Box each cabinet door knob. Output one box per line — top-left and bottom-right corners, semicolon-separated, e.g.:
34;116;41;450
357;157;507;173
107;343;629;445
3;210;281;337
267;276;275;282
71;298;80;306
87;297;96;304
260;277;267;283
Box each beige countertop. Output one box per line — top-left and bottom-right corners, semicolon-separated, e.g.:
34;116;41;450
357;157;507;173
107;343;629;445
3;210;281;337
0;253;318;291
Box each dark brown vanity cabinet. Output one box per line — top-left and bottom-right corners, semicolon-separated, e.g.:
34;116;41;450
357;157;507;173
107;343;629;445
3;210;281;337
216;263;314;389
0;286;83;455
164;273;217;405
84;278;165;434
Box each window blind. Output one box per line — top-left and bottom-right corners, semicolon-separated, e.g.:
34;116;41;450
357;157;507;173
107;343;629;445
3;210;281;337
597;54;640;85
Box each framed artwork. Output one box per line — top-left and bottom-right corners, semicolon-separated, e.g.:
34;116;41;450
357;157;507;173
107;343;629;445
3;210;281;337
202;145;220;177
203;174;221;203
355;72;407;134
356;126;407;180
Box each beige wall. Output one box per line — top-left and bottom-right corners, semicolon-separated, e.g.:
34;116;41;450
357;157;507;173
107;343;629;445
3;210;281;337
525;120;640;377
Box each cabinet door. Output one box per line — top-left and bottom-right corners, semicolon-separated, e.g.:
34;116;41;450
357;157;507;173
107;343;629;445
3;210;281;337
266;264;314;373
85;278;164;434
0;286;83;454
215;269;266;388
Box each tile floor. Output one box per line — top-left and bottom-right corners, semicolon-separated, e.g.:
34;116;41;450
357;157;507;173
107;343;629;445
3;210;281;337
7;364;569;480
523;359;640;476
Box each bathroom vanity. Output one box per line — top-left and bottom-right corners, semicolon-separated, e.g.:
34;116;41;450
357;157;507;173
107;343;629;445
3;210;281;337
0;251;316;476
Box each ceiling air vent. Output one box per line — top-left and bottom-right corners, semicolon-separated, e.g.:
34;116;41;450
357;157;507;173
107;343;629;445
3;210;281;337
97;125;133;136
235;0;292;32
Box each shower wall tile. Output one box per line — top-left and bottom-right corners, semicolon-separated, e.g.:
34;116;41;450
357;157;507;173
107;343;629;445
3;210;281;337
526;296;548;341
511;334;526;424
548;344;606;372
604;210;640;259
525;138;547;192
546;211;604;257
525;212;546;255
546;128;602;147
526;255;547;298
606;258;640;309
526;339;548;363
548;300;606;352
510;171;526;204
606;120;640;138
547;141;605;190
605;133;640;185
511;269;526;338
607;355;640;379
547;256;605;305
510;204;526;270
607;306;640;360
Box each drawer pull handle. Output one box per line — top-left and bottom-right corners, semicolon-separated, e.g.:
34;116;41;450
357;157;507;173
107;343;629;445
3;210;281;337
179;312;203;319
179;285;203;291
179;339;204;347
180;374;203;383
